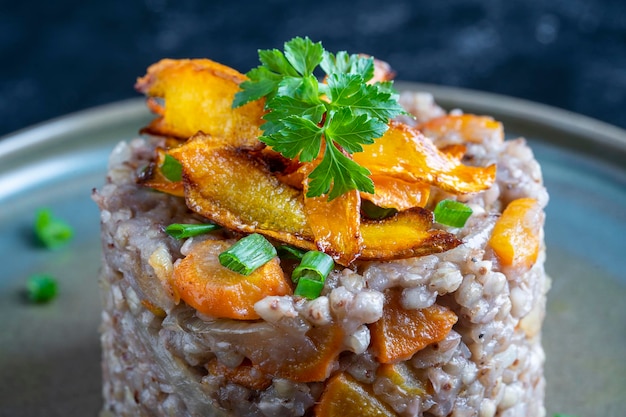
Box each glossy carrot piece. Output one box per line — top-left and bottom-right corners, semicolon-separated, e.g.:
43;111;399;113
315;372;397;417
172;239;292;320
353;121;496;194
136;58;265;147
361;175;431;211
360;209;460;260
369;290;458;363
488;197;543;269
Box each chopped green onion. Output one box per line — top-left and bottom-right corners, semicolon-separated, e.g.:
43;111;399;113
165;223;221;239
292;250;334;299
292;250;334;283
161;154;182;182
433;199;473;228
26;274;58;303
294;275;325;299
219;233;277;275
552;414;579;417
361;200;398;220
34;208;73;249
277;245;307;260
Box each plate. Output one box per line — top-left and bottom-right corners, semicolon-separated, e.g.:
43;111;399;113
1;85;624;416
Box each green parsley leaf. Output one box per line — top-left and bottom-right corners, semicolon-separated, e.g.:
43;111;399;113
234;36;405;199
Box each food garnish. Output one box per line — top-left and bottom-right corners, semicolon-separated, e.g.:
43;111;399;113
34;208;73;249
160;153;183;182
292;250;334;299
433;199;473;227
26;273;58;303
164;222;221;239
137;37;497;266
233;36;406;200
218;233;277;276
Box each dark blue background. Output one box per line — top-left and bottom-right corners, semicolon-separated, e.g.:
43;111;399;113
2;0;625;137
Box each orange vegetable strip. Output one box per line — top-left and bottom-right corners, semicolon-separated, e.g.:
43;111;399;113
302;163;363;266
418;114;504;145
135;58;265;147
353;120;496;194
169;134;317;251
361;175;431;211
369;289;458;363
315;372;397;417
488;197;543;269
172;239;292;320
360;209;461;260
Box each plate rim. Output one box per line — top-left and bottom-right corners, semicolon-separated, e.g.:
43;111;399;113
1;83;625;163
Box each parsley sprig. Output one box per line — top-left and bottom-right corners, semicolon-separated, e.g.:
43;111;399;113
233;37;406;200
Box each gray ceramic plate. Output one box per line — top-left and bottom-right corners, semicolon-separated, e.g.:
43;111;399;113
1;84;624;417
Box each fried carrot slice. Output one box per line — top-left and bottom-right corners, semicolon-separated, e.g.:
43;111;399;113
361;175;431;211
135;58;265;147
418;114;504;145
369;290;458;363
137;147;185;197
353;120;496;194
315;372;397;417
172;239;292;320
169;133;317;251
360;209;460;260
488;197;543;269
301;163;363;266
171;133;460;263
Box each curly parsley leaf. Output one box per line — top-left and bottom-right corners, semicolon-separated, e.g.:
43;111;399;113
233;36;406;199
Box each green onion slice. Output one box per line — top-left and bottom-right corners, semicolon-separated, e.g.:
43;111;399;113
26;274;58;303
161;154;183;182
219;233;277;275
34;208;73;249
292;250;334;284
294;275;325;299
165;223;221;239
433;199;473;228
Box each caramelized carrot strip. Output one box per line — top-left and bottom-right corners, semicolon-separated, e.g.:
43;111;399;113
418;114;504;145
353;121;496;194
361;175;431;211
488;197;543;269
136;58;265;147
137;147;185;197
360;209;460;260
